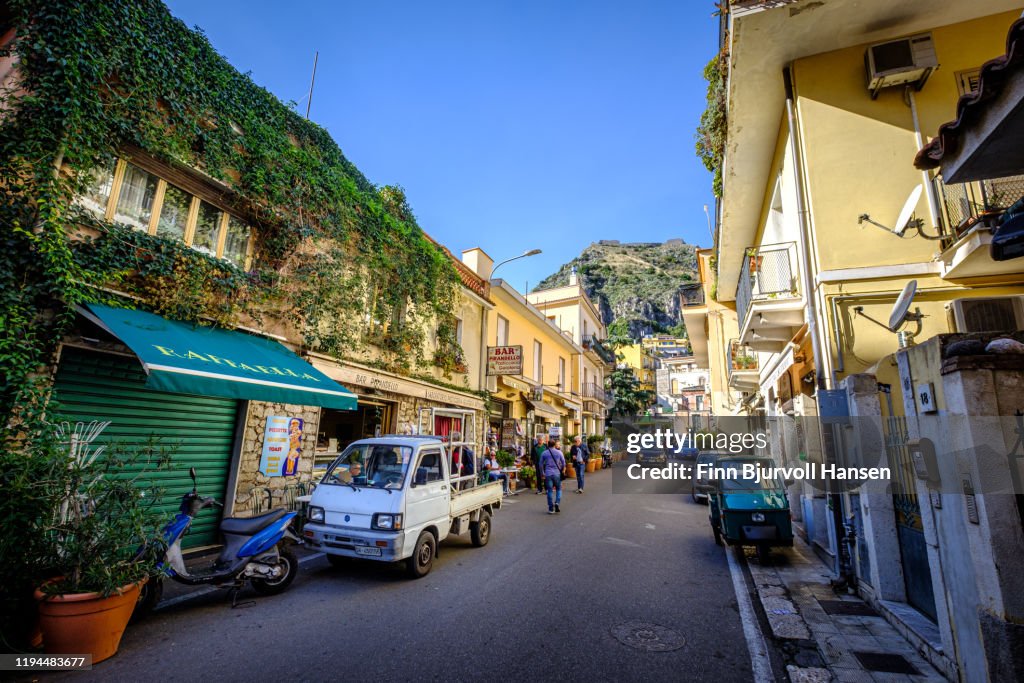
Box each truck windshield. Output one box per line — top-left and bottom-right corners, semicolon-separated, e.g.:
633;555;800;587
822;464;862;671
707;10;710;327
322;444;413;490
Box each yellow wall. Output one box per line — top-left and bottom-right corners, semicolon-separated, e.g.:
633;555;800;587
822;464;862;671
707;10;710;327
794;11;1020;273
787;11;1024;383
487;285;582;435
619;344;657;392
697;249;742;416
420;289;489;391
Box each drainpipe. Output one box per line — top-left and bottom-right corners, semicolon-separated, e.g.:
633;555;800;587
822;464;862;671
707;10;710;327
785;66;850;583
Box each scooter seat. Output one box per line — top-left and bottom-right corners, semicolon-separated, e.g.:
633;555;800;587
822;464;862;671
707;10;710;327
220;509;287;535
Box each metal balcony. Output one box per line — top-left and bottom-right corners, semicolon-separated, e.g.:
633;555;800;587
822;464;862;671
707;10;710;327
734;242;804;352
584;334;617;364
935;174;1024;279
582;381;608;403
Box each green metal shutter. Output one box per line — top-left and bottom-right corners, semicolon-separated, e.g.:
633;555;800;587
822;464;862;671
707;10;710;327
52;347;239;548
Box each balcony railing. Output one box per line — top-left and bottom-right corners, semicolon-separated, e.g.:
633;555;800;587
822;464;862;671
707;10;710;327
735;242;799;331
936;174;1024;237
728;340;759;378
582;381;608;403
681;287;706;307
584;333;617;364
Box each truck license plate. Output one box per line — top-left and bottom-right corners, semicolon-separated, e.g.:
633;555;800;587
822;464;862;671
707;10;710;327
355;546;382;557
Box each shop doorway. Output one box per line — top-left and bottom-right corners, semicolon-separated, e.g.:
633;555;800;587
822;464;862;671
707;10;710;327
880;385;937;622
315;399;395;467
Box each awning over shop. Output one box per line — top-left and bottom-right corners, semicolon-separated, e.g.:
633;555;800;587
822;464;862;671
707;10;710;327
82;303;357;410
523;396;562;421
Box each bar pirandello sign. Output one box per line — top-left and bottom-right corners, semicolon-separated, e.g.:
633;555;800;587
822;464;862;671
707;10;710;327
487;345;523;376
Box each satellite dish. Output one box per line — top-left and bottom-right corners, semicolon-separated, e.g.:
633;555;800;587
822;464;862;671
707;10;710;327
888;280;918;331
893;185;923;237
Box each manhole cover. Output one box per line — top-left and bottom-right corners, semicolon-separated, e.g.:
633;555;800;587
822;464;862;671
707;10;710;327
853;651;921;675
817;599;877;617
610;621;685;652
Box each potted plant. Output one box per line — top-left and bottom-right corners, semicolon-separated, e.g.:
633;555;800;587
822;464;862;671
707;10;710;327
520;465;536;488
31;421;168;663
495;449;516;469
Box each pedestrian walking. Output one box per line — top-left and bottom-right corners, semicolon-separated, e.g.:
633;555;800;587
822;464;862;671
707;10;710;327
570;435;588;493
539;438;566;514
532;435;546;495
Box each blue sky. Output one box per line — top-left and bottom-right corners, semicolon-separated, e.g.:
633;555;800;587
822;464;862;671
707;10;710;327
164;1;718;290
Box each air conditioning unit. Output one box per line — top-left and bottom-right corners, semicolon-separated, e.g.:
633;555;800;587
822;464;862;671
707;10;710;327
949;297;1024;333
865;33;937;99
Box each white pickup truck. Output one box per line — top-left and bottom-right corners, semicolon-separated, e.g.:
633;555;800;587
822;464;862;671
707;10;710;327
303;436;502;578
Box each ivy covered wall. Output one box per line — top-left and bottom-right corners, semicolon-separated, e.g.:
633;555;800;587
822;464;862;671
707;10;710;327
0;0;467;434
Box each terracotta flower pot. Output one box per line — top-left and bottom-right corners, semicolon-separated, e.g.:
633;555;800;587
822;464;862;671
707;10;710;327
565;463;575;478
35;579;144;664
588;459;598;473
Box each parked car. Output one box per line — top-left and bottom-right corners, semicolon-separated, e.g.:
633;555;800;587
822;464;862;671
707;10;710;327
708;455;793;562
635;446;668;467
670;446;699;462
304;436;502;578
690;451;722;504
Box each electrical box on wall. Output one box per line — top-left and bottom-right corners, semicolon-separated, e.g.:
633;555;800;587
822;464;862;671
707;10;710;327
865;33;937;99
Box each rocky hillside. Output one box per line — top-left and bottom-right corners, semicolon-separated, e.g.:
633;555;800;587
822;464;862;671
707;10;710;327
535;239;701;339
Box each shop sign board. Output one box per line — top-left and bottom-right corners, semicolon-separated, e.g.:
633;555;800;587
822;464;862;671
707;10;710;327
548;425;562;439
501;418;519;448
487;345;523;376
260;415;303;477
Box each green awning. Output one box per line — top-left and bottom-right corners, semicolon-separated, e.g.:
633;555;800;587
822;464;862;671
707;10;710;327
83;304;357;410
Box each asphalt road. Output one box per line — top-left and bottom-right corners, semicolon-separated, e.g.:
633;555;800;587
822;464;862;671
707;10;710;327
52;467;779;683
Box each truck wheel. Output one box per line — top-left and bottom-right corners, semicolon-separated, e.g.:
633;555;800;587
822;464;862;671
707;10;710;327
406;531;436;579
470;510;491;547
252;546;298;595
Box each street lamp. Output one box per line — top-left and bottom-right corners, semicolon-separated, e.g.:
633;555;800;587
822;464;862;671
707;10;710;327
491;248;541;278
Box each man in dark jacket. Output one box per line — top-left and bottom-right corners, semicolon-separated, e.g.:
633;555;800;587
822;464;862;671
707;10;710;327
570;436;590;494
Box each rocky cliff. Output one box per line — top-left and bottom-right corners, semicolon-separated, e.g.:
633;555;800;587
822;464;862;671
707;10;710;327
535;239;701;339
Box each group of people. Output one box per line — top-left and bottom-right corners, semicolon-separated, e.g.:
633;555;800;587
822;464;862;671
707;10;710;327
530;434;590;514
466;433;595;505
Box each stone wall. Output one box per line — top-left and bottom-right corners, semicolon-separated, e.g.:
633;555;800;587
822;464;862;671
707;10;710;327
231;400;321;516
230;393;486;516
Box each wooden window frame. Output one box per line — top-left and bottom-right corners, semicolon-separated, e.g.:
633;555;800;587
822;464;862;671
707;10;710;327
87;157;254;269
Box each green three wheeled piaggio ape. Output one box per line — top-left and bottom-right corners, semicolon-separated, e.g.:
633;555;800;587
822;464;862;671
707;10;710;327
708;455;794;563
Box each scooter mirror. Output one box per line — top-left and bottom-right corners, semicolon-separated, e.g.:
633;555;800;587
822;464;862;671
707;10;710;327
189;466;197;491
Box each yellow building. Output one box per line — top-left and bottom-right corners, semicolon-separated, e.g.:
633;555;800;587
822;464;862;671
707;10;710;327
719;4;1024;418
714;3;1024;674
461;248;585;446
681;248;744;419
525;272;616;437
641;335;689;359
617;343;658;398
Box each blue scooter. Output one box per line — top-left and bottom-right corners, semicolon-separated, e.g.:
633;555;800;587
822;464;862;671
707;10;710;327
136;467;301;614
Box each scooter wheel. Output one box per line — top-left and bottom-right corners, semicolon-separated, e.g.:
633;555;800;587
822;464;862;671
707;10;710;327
252;546;298;595
132;576;163;621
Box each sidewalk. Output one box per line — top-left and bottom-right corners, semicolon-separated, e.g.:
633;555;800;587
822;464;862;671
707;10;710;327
745;538;947;683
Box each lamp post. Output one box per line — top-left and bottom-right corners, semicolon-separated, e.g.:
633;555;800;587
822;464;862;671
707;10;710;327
491;248;541;278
